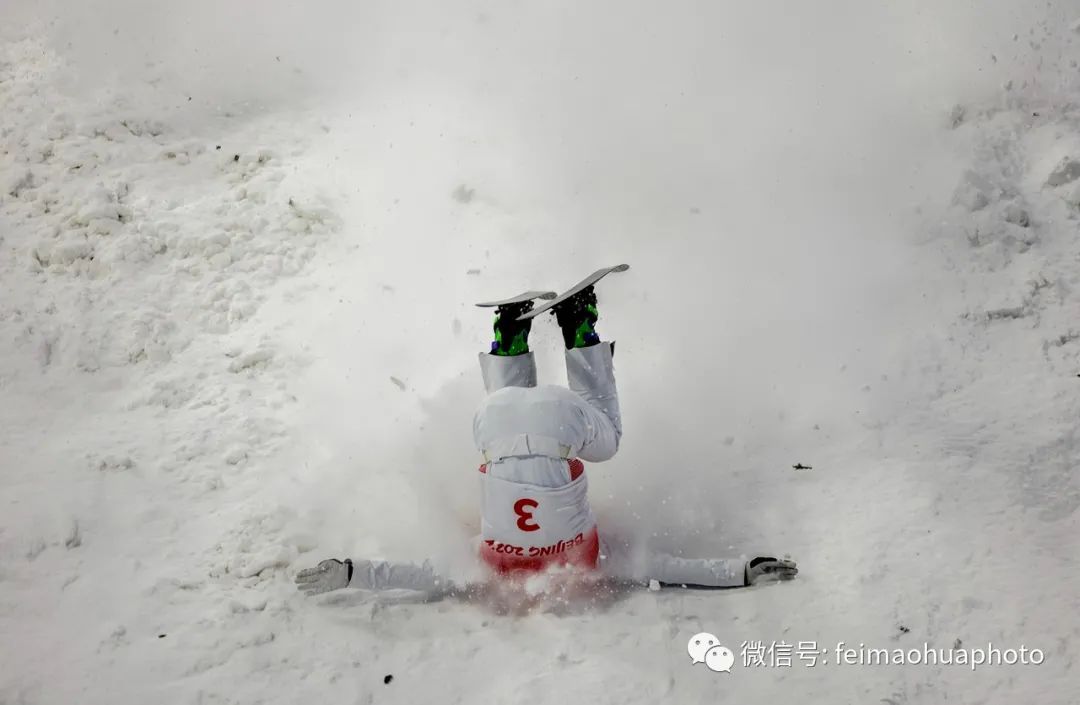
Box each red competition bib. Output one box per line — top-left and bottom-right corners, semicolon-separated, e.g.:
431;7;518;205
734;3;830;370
478;459;599;574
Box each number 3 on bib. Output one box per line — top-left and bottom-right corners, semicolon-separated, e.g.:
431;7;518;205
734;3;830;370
513;498;540;532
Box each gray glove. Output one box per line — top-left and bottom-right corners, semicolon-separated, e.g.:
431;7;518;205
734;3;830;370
295;558;352;596
745;556;798;585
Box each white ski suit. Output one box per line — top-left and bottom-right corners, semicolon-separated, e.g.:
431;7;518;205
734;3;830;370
473;343;620;573
342;341;749;593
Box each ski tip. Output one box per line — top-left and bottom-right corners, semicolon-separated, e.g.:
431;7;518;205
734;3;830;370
514;264;631;320
474;290;557;307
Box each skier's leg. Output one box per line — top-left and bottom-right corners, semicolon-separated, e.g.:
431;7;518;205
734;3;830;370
565;344;621;461
478;301;537;393
555;286;621;461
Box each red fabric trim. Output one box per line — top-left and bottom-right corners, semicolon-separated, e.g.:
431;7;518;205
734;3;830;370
479;525;600;575
479;459;584;480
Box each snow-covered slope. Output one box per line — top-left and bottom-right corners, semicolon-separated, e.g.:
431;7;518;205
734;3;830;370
1;3;1077;704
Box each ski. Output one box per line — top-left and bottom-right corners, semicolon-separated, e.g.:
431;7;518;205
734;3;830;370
516;264;629;320
475;290;557;308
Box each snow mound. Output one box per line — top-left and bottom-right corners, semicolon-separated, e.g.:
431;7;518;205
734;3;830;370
1;38;337;374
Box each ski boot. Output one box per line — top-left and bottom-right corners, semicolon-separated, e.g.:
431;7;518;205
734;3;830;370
490;301;534;356
551;285;601;350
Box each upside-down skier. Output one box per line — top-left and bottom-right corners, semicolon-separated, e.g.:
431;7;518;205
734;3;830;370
295;267;798;598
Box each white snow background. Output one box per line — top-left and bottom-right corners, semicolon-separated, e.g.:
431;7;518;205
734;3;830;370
1;1;1077;703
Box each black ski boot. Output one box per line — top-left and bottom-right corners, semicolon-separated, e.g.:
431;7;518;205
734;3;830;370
490;301;534;356
552;285;600;349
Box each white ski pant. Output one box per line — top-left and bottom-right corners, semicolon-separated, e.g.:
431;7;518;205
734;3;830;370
473;344;623;481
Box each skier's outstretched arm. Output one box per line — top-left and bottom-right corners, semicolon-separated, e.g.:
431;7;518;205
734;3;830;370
599;541;797;588
640;553;749;587
294;558;450;597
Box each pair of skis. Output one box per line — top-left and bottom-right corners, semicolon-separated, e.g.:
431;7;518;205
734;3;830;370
475;264;630;317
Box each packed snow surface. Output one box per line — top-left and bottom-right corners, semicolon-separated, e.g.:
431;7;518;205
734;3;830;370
1;2;1078;703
